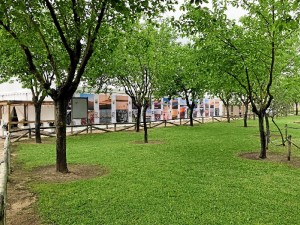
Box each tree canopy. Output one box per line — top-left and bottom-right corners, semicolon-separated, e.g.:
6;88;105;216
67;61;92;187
0;0;179;172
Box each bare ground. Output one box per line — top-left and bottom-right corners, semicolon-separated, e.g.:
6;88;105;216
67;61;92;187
239;152;300;168
6;159;108;225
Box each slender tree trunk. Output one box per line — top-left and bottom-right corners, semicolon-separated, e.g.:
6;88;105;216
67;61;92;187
142;106;148;143
189;105;195;127
265;114;270;150
34;102;42;144
136;106;142;132
271;116;285;146
295;102;298;115
226;104;230;123
258;113;267;159
54;98;69;173
243;103;249;128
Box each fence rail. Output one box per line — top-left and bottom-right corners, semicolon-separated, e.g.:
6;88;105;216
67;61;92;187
7;116;237;142
269;124;300;161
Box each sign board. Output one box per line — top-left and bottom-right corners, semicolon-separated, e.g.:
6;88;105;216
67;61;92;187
72;97;88;119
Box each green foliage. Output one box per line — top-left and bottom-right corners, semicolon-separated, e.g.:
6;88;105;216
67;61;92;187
0;0;179;99
14;117;300;224
87;21;176;108
180;0;299;114
157;43;207;105
0;0;179;170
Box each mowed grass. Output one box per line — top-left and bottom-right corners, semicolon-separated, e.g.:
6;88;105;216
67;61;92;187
14;116;300;225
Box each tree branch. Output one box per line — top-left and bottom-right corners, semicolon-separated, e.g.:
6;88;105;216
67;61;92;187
44;0;74;58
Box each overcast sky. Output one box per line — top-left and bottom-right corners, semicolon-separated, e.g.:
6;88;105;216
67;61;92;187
165;0;247;22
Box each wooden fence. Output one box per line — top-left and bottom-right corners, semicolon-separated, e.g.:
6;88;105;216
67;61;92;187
8;116;242;142
0;134;11;225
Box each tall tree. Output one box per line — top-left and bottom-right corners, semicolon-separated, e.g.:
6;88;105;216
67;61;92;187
180;0;298;158
0;0;177;172
224;0;298;158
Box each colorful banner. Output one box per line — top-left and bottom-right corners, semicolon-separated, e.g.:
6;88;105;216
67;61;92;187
179;98;187;119
154;100;161;121
99;94;111;124
80;93;94;124
204;98;209;117
171;99;178;119
116;95;128;123
162;98;171;120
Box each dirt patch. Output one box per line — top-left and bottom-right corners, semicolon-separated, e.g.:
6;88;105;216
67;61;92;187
239;152;300;168
7;164;108;225
130;140;164;145
7;164;41;225
31;164;109;183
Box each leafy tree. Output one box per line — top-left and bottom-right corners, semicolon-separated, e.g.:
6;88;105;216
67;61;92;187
180;0;298;158
158;43;207;126
93;21;174;143
0;30;46;143
0;0;177;172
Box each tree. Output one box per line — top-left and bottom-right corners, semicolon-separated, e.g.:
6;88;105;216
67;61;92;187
95;21;174;143
238;93;251;127
0;0;177;172
224;0;298;158
158;43;207;126
180;0;298;158
0;30;47;143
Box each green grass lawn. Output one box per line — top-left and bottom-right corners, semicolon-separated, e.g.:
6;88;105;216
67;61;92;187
14;116;300;225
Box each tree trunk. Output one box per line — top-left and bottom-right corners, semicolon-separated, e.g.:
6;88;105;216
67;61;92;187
271;116;285;146
34;102;42;144
189;104;195;127
54;98;69;173
243;103;249;128
265;114;270;150
295;102;298;116
142;106;148;143
135;106;142;132
258;114;267;159
226;104;230;123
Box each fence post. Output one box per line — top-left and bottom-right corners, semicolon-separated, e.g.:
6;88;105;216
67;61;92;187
28;128;31;139
7;136;10;175
114;123;117;132
71;122;73;135
164;120;167;127
287;135;291;161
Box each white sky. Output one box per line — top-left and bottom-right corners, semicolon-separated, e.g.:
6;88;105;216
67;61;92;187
164;0;247;22
163;0;247;44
